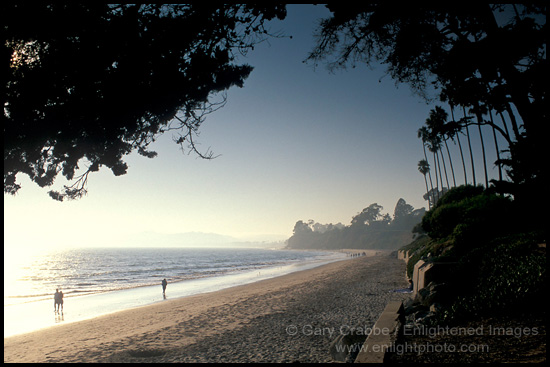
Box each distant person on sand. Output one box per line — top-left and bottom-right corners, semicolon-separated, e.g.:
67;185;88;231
162;279;168;294
54;289;64;313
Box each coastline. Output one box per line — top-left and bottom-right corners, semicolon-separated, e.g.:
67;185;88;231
4;251;409;363
4;249;348;338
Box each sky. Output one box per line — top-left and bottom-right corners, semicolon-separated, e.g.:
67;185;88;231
4;5;506;251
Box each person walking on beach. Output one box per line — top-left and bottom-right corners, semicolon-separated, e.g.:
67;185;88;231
54;289;63;313
54;289;60;312
162;279;168;295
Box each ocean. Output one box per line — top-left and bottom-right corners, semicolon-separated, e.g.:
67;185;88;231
4;247;347;337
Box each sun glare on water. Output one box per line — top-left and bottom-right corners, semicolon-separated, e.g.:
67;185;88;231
3;244;62;304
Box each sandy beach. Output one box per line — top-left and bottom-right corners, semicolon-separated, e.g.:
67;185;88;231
4;252;409;363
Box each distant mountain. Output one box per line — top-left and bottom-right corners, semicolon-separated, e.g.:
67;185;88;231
125;231;238;247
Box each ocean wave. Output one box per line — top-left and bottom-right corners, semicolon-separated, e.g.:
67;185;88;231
5;248;344;305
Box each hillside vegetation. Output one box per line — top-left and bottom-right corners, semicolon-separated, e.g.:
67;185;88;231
401;185;546;323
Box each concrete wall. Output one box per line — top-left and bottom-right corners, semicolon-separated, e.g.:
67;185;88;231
354;301;404;363
412;260;456;296
397;250;410;264
412;260;428;295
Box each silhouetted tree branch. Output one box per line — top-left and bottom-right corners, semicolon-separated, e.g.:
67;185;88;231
4;3;287;200
307;3;546;207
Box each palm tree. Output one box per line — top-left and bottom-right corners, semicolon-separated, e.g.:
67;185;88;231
439;142;451;188
473;106;489;188
431;108;458;188
449;105;468;185
418;159;432;209
417;126;437;205
481;80;514;185
442;126;457;187
428;106;454;188
428;134;444;196
461;106;477;186
425;107;451;192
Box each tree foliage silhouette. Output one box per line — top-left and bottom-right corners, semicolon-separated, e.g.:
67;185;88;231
4;4;286;200
307;3;546;208
287;199;425;250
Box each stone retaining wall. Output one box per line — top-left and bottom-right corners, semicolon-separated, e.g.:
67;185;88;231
397;249;410;264
413;260;456;296
354;301;404;363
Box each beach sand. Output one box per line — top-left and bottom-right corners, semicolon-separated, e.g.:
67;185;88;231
4;251;409;363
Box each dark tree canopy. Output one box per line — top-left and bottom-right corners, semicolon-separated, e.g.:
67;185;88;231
287;199;425;250
307;3;546;206
3;4;286;200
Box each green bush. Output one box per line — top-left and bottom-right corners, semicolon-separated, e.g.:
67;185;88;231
434;185;485;207
422;202;461;239
474;234;546;309
435;232;546;324
422;187;515;255
400;185;545;325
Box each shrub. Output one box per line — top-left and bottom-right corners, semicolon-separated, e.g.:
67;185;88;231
434;185;485;207
422;187;515;255
435;232;546;324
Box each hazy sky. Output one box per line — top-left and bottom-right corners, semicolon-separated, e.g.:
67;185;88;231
4;5;505;250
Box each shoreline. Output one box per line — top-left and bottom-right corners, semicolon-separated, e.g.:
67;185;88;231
4;251;408;363
4;249;350;338
5;247;346;306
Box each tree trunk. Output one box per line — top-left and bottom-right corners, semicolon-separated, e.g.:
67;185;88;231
450;106;468;185
463;106;477;186
489;110;503;182
497;111;512;143
423;174;431;210
444;138;457;187
439;147;450;189
475;110;489;188
503;104;521;141
433;150;441;201
423;144;437;206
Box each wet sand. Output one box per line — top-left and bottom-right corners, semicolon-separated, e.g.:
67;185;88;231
4;252;409;363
